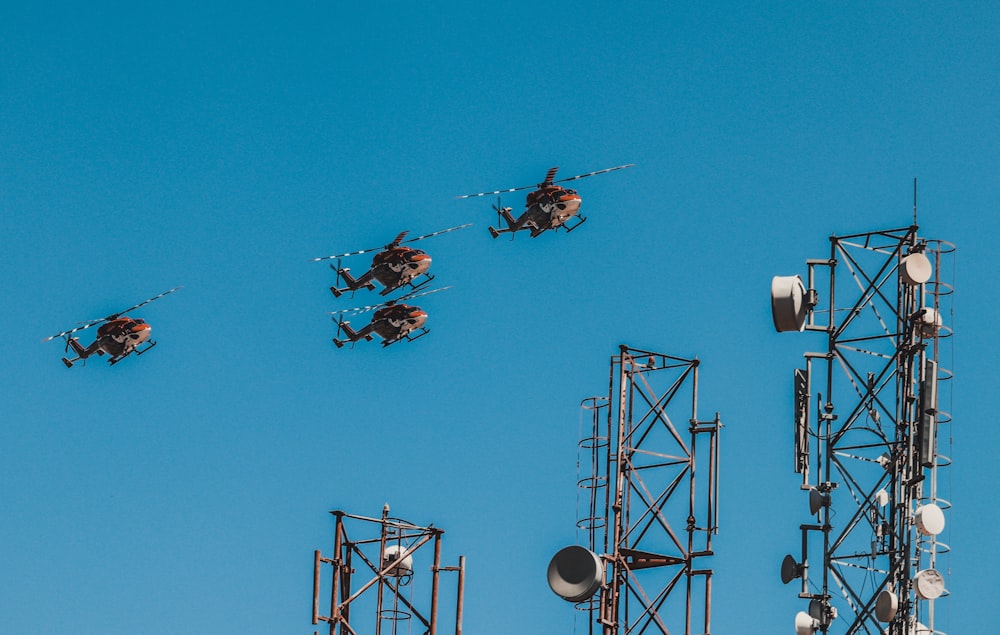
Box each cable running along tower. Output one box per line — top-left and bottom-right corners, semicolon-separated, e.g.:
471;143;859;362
770;221;954;635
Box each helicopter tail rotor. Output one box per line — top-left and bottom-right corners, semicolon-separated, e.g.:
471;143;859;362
329;260;345;298
492;195;504;231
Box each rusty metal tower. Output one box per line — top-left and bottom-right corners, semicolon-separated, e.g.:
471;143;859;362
549;345;721;635
770;222;954;635
312;505;466;635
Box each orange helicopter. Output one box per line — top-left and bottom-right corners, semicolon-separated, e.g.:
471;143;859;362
330;287;450;348
312;224;471;298
457;164;633;238
43;287;182;368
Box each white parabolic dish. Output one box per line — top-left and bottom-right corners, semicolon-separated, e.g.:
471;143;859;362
900;252;933;285
771;275;808;332
915;503;946;536
794;611;818;635
914;568;946;600
875;589;898;622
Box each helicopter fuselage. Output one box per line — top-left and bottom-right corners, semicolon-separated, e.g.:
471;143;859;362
371;304;428;343
94;317;152;358
371;248;432;289
525;186;582;230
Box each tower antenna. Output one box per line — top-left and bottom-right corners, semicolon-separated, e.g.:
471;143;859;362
548;346;722;634
770;219;956;634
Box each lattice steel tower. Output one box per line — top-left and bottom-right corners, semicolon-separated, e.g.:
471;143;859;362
548;345;722;635
311;505;466;635
770;222;954;635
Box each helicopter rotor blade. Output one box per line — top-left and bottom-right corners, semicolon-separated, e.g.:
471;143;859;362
330;303;385;317
43;286;182;342
551;163;634;185
399;223;472;245
313;224;473;262
106;286;183;320
455;183;539;199
387;230;409;248
43;317;107;342
328;286;453;317
541;166;559;186
456;164;633;199
312;244;387;262
395;285;452;304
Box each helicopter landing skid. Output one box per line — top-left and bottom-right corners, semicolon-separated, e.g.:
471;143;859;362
563;214;587;233
384;274;434;297
135;340;158;356
383;327;430;347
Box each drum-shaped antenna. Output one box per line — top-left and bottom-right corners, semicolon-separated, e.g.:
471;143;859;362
875;589;899;622
794;611;819;635
771;276;809;332
547;546;604;602
913;568;946;600
915;503;946;536
900;252;933;285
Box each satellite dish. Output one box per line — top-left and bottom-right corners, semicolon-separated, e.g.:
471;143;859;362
547;546;604;602
794;610;819;635
913;568;946;600
781;554;803;584
808;487;830;515
915;503;946;536
900;252;933;285
382;545;414;578
875;589;898;622
771;276;809;332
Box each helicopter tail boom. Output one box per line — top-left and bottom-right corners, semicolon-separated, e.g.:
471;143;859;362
330;266;376;297
67;337;87;356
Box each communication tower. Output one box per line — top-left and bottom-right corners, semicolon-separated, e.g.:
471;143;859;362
770;221;954;634
548;345;722;634
311;504;466;635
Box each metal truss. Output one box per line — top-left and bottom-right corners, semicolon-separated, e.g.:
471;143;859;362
577;345;721;634
781;226;953;635
312;505;465;635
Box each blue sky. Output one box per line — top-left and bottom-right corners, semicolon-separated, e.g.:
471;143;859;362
1;2;997;633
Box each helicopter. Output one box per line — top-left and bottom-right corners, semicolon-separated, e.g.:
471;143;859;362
456;164;633;238
312;224;471;298
330;287;450;349
43;287;182;368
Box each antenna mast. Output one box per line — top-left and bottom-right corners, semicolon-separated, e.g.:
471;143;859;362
771;224;955;634
312;505;466;635
549;345;722;634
